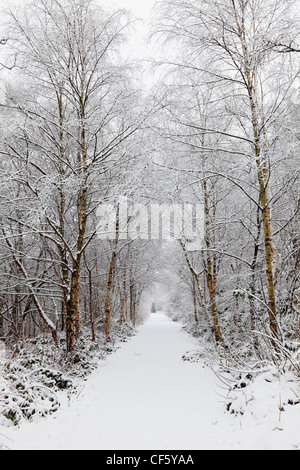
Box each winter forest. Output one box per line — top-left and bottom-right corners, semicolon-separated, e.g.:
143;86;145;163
0;0;300;451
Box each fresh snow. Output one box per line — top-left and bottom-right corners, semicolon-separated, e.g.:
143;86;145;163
1;312;300;450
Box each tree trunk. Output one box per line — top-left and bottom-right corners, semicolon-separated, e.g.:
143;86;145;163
89;268;96;342
105;252;116;341
192;276;198;323
203;182;225;345
66;262;81;354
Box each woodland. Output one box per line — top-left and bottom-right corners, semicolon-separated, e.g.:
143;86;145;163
0;0;299;428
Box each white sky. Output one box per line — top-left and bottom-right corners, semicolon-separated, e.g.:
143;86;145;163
100;0;159;87
109;0;156;19
105;0;157;60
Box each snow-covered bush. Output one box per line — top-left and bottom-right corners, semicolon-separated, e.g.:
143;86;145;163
224;366;300;425
0;321;137;426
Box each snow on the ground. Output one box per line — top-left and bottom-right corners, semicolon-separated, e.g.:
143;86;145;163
1;312;300;450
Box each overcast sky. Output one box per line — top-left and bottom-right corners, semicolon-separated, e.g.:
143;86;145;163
108;0;157;61
102;0;159;86
110;0;156;18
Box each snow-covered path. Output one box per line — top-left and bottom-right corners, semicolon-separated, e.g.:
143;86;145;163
1;312;299;450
